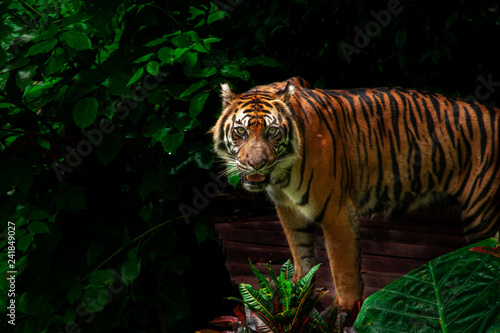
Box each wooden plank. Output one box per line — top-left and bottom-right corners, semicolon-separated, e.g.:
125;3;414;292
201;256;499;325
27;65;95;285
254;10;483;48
217;227;288;247
360;227;467;247
361;239;461;260
222;241;428;275
217;221;464;261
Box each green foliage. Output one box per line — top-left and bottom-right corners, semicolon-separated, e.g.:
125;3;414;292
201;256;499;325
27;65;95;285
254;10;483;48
209;260;342;333
0;0;279;332
354;238;500;332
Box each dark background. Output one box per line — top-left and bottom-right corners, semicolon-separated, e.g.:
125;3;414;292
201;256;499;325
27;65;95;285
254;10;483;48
0;0;499;332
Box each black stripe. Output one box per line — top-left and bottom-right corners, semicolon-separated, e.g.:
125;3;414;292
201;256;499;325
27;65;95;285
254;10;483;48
315;190;333;223
298;169;314;205
470;103;487;155
294;224;316;233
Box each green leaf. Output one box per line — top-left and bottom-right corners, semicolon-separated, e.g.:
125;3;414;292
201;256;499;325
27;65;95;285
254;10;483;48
278;273;292;311
238;284;274;320
60;31;91;50
158;47;175;65
189;92;209;117
127;68;144;87
88;269;114;285
431;49;440;65
144;36;168;47
171;33;192;48
183;51;198;68
195;222;210;245
121;260;141;284
193;67;218;78
67;284;83;305
81;286;108;313
255;27;267;44
395;28;407;48
33;24;59;42
354;238;500;332
161;131;184;155
173;47;190;61
179;80;207;99
86;241;106;267
446;12;459;30
102;70;130;96
308;308;330;333
165;254;191;275
252;311;281;333
64;306;77;325
45;47;65;76
16;65;37;89
226;164;240;189
67;186;87;211
280;259;295;281
207;6;228;25
220;64;250;80
27;221;50;234
249;259;274;301
28;210;50;220
97;134;122;166
26;38;58;56
295;263;321;300
73;97;98;128
17;233;34;252
245;55;282;68
146;61;160;76
133;52;154;64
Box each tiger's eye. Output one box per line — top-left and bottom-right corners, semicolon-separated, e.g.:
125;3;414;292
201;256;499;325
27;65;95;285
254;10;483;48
235;127;246;136
267;127;279;136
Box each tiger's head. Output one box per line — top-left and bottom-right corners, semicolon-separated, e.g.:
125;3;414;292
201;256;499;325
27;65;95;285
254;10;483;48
212;82;301;192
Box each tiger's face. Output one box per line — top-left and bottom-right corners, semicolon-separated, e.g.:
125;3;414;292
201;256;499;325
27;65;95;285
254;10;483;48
212;82;300;192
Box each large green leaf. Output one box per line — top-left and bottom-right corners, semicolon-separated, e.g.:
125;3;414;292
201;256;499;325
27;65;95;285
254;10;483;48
249;259;274;301
189;92;209;118
60;30;92;50
161;131;184;155
238;283;274;320
354;238;500;332
295;263;321;300
26;38;58;56
73;97;98;128
278;274;292;311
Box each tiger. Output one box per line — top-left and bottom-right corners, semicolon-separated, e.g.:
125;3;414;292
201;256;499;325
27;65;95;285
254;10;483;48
211;76;500;310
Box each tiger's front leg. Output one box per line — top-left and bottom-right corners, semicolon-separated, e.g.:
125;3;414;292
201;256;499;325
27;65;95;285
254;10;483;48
275;204;317;282
321;204;363;311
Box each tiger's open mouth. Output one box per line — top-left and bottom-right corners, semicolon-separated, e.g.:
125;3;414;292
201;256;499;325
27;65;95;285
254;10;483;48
242;173;269;191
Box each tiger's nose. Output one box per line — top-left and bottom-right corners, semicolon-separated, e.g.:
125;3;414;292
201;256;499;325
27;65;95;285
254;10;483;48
248;160;266;170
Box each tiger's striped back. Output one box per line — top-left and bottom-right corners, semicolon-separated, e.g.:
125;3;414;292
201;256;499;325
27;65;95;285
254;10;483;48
318;86;500;241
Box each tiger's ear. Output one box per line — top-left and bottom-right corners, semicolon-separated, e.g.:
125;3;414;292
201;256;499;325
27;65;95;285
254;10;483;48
220;82;236;108
276;82;296;104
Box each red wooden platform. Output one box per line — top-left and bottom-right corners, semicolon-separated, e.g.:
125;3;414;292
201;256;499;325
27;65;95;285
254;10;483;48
210;197;467;309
